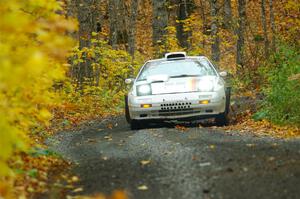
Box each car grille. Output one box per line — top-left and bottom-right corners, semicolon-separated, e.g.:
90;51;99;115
160;102;192;110
159;102;197;116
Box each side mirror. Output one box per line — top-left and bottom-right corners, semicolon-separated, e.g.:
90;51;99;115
125;78;134;84
219;71;227;77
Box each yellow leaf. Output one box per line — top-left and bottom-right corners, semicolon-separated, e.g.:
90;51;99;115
140;160;151;166
137;185;148;190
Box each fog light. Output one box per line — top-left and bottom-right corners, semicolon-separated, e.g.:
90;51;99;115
199;100;210;104
141;104;152;108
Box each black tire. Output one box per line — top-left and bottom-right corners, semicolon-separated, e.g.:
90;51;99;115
125;95;147;130
225;87;231;114
130;120;145;130
215;112;229;126
124;95;131;124
215;87;231;126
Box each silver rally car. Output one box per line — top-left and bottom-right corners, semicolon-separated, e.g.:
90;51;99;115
125;52;231;130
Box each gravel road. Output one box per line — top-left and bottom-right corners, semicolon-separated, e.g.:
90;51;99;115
47;116;300;199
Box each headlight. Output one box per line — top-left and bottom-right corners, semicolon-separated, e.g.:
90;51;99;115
137;84;152;96
198;80;214;92
213;79;224;91
198;79;224;92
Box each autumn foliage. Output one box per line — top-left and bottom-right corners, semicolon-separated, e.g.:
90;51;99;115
0;0;75;177
0;0;299;198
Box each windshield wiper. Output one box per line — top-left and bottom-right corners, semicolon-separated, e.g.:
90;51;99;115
170;74;200;78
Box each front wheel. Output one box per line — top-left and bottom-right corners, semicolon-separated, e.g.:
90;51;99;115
130;120;146;130
124;95;131;124
215;112;229;126
215;88;231;126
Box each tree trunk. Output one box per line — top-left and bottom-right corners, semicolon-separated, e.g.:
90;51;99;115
176;0;195;49
128;0;139;58
109;0;129;49
236;0;246;69
76;0;100;85
223;0;232;29
199;0;207;48
269;0;276;52
261;0;269;59
152;0;169;57
108;0;118;49
210;0;220;62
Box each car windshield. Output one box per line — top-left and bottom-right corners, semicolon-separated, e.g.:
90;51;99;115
137;59;216;81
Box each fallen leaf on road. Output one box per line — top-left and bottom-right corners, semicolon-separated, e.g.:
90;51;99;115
271;143;278;147
73;187;83;193
268;157;275;161
137;185;148;190
175;125;187;131
243;167;248;172
87;138;97;143
104;135;112;141
27;186;34;192
71;176;79;182
199;162;211;167
111;190;128;199
107;123;113;129
192;155;198;160
140;160;151;166
102;156;108;160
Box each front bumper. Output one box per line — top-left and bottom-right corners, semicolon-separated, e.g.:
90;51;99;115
128;91;226;120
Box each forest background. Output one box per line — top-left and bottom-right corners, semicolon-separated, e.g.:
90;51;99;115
0;0;299;197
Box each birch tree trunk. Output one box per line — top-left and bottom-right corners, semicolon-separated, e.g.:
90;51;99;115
261;0;269;58
210;0;220;62
236;0;246;69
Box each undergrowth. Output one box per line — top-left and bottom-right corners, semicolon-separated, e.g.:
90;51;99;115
254;44;300;126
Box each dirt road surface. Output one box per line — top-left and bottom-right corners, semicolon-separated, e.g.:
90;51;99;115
47;116;300;199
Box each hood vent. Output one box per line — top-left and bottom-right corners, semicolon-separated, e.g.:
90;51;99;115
165;52;186;60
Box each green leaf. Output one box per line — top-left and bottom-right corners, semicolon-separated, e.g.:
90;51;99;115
27;169;38;178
